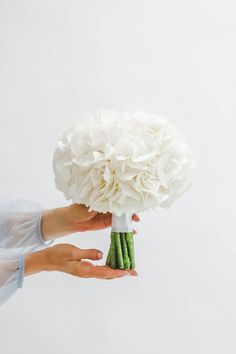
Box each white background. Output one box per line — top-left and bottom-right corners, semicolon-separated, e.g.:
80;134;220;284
0;1;236;353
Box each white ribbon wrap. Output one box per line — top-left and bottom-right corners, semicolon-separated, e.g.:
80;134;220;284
111;213;132;232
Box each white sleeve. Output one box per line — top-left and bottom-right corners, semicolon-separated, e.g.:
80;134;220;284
0;198;53;306
0;198;53;253
0;248;24;306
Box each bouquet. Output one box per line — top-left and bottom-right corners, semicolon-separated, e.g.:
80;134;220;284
53;110;194;269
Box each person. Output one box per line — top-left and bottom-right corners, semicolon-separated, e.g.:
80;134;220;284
0;199;139;306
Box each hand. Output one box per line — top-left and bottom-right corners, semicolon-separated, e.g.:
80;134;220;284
41;204;140;240
64;203;140;232
25;244;138;279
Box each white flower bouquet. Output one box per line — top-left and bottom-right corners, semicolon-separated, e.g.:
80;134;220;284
53;110;194;269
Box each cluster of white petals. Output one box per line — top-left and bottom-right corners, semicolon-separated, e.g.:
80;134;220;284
53;110;194;216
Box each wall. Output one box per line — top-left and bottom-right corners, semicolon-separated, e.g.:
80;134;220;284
0;1;236;353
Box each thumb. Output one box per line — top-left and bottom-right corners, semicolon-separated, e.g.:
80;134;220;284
74;248;103;261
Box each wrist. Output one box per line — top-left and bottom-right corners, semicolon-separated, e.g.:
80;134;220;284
24;248;51;276
41;207;75;241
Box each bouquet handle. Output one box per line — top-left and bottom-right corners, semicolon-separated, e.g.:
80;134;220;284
105;214;135;270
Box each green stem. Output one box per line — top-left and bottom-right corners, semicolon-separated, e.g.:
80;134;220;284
120;232;131;269
105;244;112;266
110;232;117;269
115;233;124;269
125;232;135;269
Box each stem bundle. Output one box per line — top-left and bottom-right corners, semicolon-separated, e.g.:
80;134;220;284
106;231;135;269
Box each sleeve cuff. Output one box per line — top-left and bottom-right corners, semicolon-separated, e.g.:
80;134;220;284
18;210;54;289
36;210;54;247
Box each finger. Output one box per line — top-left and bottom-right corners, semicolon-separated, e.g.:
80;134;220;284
133;229;138;235
74;248;103;261
91;265;138;278
104;273;139;280
71;203;98;219
82;212;112;230
95;213;112;228
79;262;138;279
103;275;130;280
132;213;140;222
101;269;138;279
101;265;138;277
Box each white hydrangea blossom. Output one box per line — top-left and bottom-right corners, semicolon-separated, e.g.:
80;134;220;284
53;110;194;216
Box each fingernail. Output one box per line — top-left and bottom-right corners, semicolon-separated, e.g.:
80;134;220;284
97;251;103;259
